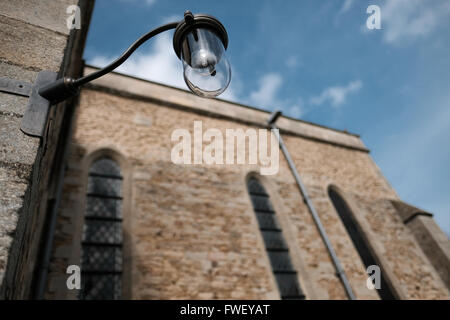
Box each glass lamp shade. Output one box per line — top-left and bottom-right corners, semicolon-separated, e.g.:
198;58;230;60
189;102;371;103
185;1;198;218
180;28;231;98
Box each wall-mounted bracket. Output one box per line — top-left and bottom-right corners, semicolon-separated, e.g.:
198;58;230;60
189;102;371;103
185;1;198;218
20;71;58;138
0;71;58;139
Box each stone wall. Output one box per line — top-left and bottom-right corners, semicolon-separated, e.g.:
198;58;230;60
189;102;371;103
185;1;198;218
0;0;94;299
390;200;450;289
45;69;450;299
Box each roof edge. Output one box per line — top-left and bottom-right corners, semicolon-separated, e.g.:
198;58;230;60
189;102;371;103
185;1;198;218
84;64;361;137
81;64;369;152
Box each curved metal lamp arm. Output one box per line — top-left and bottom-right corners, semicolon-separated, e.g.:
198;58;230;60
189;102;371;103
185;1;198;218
39;21;179;103
75;22;179;86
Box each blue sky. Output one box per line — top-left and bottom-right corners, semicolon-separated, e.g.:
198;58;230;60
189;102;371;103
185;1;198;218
84;0;450;236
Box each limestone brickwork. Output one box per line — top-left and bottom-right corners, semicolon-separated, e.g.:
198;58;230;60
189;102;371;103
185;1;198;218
0;0;94;299
45;67;450;299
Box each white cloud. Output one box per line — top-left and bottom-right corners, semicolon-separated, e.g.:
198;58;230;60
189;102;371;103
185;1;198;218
89;33;187;89
287;99;304;118
247;73;304;118
249;73;283;108
310;80;362;107
381;0;450;44
339;0;354;14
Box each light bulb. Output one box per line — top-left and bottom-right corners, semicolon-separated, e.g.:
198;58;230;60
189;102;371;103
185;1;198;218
180;28;231;98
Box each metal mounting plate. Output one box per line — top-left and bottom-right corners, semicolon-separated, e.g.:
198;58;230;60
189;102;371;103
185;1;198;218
20;71;58;138
0;77;32;97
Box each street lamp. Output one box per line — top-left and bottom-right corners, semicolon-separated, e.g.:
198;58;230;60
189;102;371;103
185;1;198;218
174;12;231;97
15;11;230;138
41;10;231;102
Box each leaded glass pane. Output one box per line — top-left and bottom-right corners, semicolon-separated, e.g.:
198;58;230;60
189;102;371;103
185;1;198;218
329;187;396;300
90;158;121;176
87;176;122;197
79;274;121;300
267;250;294;272
262;230;287;250
248;178;268;196
249;194;274;212
83;220;123;244
275;273;304;299
247;178;305;300
86;196;123;219
255;212;279;230
81;245;122;272
81;157;123;300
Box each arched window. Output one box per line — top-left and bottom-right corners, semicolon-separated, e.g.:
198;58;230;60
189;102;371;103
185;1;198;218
247;178;305;300
79;157;123;300
328;186;395;300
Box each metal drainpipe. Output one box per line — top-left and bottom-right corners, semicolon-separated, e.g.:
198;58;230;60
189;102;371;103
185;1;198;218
34;99;77;299
267;110;356;300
